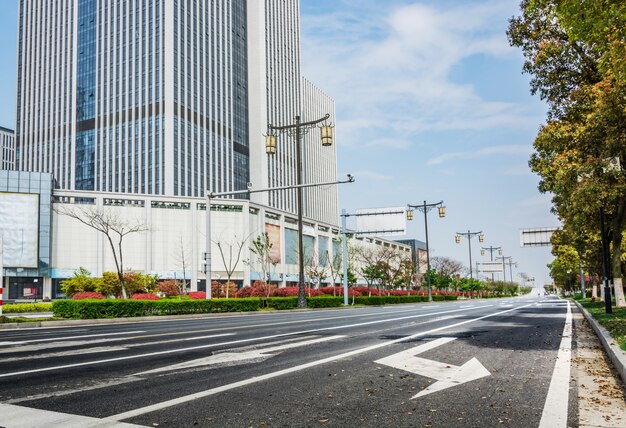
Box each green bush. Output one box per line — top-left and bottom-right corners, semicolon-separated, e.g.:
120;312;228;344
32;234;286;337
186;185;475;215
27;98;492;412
307;296;344;308
264;297;298;310
3;303;53;313
52;298;262;319
353;295;432;305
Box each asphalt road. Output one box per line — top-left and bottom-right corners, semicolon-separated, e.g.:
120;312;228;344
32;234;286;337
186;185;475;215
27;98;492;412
0;296;576;427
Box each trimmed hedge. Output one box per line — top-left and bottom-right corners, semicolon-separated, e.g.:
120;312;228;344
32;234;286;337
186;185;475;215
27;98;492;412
51;293;459;319
2;303;53;313
52;298;262;319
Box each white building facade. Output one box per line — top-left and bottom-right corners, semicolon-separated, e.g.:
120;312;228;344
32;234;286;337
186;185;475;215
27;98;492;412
0;127;15;170
0;171;410;300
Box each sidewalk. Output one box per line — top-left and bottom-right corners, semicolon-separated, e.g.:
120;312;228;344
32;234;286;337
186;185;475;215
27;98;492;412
572;308;626;427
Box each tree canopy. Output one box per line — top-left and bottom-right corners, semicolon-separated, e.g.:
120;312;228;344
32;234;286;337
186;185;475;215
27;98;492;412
508;0;626;306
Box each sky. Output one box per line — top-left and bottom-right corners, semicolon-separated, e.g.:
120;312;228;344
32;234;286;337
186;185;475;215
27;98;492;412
0;1;559;287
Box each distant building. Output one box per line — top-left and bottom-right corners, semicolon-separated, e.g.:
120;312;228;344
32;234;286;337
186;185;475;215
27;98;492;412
395;239;428;274
0;127;15;170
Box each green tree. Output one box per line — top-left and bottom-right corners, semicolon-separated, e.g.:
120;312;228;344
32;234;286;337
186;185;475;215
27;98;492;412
61;268;103;297
508;0;626;306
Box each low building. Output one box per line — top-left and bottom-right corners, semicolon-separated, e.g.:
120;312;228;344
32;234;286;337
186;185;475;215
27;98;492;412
0;170;409;300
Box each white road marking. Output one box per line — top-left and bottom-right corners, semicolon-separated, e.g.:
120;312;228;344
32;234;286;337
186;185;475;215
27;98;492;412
136;335;345;375
1;346;129;362
374;337;491;398
0;330;146;346
0;403;143;427
0;333;235;354
106;304;531;421
539;301;572;428
0;305;490;378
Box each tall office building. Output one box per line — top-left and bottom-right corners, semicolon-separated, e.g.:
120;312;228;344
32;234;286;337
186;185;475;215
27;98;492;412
0;127;16;170
15;0;338;223
16;0;249;197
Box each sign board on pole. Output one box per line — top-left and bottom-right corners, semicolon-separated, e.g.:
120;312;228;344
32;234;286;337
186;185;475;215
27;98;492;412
480;261;504;273
355;207;407;237
519;227;558;247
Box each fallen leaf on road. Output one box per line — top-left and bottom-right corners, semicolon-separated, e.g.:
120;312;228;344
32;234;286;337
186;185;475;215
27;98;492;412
319;419;329;424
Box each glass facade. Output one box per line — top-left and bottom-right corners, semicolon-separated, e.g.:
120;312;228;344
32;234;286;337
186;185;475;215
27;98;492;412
75;0;97;190
0;171;53;299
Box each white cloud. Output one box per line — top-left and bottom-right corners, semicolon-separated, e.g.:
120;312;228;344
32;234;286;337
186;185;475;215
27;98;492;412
300;1;538;148
426;145;532;165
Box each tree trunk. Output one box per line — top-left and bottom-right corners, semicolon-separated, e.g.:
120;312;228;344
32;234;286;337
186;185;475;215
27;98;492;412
611;200;626;307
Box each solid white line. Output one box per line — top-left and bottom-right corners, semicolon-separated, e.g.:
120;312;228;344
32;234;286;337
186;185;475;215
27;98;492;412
0;330;146;345
539;301;572;428
107;303;532;421
0;403;143;428
0;305;490;378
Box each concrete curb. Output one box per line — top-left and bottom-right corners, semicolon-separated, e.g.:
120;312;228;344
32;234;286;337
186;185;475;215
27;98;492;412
574;300;626;385
0;305;357;330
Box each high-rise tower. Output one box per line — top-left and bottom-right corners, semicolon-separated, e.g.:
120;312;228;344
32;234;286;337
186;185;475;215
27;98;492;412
16;0;249;197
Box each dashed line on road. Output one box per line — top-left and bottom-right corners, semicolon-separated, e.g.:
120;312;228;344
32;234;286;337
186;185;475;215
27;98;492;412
0;305;491;378
105;303;532;422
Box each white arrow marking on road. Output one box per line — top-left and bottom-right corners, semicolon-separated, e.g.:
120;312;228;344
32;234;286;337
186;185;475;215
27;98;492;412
135;335;346;375
374;337;491;399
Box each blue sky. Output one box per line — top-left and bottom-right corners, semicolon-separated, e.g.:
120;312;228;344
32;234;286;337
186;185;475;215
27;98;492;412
0;1;558;286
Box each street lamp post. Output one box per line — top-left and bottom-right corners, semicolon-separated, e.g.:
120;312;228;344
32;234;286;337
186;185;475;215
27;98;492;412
481;245;502;282
599;206;613;314
267;114;334;308
495;255;512;283
455;230;484;279
407;201;445;302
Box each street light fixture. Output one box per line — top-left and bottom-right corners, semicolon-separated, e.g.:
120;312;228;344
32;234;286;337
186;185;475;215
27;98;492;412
455;230;483;279
267;113;333;308
407;200;445;302
481;245;502;282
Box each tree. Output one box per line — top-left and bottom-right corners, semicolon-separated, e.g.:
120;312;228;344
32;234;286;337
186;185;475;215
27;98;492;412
174;236;191;293
60;267;103;297
56;205;148;298
508;0;626;306
430;257;464;279
215;234;247;299
249;233;279;298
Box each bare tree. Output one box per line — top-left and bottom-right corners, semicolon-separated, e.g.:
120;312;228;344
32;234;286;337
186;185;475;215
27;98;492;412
174;236;191;293
215;234;247;298
430;256;464;278
249;233;279;298
56;205;148;298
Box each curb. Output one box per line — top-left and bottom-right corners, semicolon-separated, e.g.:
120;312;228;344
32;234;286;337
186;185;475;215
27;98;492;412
574;300;626;385
0;305;355;330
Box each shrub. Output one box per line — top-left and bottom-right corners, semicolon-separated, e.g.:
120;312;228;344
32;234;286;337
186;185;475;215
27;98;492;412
188;291;206;299
131;293;160;300
61;268;103;296
2;303;53;313
265;297;298;310
307;296;344;308
52;298;262;319
99;272;122;297
157;280;181;297
72;291;106;300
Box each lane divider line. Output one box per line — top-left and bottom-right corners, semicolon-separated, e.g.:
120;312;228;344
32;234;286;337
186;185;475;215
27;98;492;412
106;303;532;422
539;301;572;428
0;305;492;379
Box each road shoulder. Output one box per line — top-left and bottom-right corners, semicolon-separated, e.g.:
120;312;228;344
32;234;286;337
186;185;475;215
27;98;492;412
572;308;626;428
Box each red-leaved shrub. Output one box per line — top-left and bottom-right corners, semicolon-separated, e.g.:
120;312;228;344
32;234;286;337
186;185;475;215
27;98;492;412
72;291;106;300
130;293;160;300
188;291;206;299
156;280;181;297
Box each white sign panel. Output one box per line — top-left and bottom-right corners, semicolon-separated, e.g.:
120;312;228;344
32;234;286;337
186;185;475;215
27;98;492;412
480;261;504;273
356;207;407;237
0;193;39;268
520;227;558;247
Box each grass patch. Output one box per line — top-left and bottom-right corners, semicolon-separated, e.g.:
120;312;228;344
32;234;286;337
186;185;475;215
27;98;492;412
579;300;626;351
0;316;57;323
